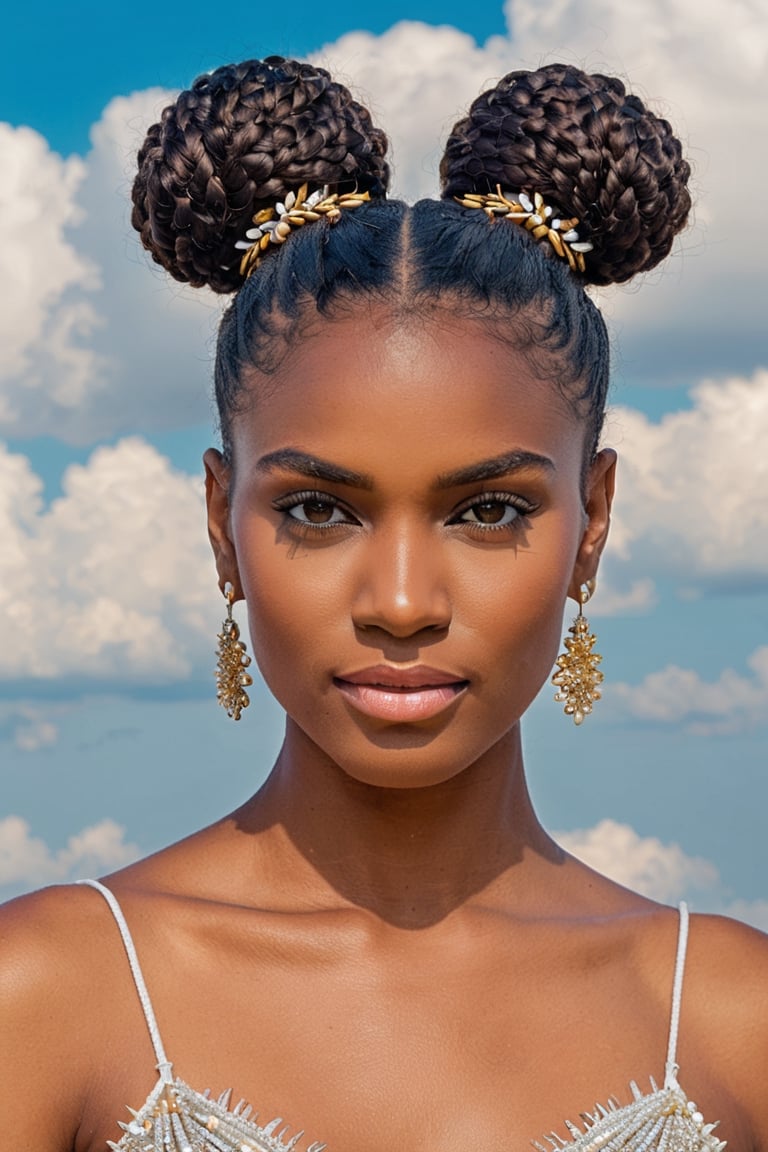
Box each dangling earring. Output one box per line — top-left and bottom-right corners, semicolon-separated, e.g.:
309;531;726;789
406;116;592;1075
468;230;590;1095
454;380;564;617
552;578;603;725
216;582;253;720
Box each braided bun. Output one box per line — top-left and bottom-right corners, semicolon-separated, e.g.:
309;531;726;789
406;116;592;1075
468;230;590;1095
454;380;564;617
132;57;390;294
440;64;691;286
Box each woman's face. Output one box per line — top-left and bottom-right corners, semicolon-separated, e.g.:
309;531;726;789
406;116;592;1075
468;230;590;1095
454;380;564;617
206;307;615;788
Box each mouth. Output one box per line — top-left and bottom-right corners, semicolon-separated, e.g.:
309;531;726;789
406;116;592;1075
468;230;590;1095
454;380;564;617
333;665;470;722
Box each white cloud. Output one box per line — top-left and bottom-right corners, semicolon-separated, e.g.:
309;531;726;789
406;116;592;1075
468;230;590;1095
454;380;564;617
589;578;657;618
0;438;220;680
314;24;511;202
556;818;719;902
0;816;140;900
557;818;768;932
613;646;768;734
1;0;766;441
0;124;98;388
605;370;768;590
0;93;222;443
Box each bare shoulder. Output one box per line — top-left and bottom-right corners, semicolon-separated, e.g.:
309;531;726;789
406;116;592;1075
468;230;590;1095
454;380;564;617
685;911;768;1031
632;907;768;1057
0;879;113;976
687;908;768;1011
685;912;768;1149
688;909;768;978
0;884;115;1150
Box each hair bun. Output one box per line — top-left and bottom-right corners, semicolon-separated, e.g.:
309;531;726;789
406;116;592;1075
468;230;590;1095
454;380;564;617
440;63;691;286
132;57;390;294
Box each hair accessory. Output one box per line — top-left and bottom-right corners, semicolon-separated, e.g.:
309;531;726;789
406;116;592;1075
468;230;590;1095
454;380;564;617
235;183;371;277
456;187;593;273
216;583;253;720
551;579;603;724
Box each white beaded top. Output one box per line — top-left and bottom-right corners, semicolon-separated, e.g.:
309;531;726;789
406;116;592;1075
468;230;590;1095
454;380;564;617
78;881;725;1152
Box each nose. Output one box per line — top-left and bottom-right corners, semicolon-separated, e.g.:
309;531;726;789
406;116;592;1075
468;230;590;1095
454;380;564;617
351;519;452;638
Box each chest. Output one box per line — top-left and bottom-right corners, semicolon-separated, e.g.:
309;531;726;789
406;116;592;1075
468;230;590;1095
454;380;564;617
77;954;706;1152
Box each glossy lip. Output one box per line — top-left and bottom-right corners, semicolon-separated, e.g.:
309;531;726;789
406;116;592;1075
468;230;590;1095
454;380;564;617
333;664;470;722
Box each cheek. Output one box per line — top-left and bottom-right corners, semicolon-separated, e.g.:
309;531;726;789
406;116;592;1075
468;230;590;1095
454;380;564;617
468;563;571;701
236;534;345;692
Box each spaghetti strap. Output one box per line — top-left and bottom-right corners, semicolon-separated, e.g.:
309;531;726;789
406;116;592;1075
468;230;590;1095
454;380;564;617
77;878;174;1084
664;900;689;1088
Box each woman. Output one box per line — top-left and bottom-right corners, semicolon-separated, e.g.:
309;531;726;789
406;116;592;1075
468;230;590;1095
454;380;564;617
1;57;766;1152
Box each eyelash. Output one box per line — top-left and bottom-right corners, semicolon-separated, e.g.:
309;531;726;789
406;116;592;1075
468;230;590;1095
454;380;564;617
449;491;536;532
271;490;536;536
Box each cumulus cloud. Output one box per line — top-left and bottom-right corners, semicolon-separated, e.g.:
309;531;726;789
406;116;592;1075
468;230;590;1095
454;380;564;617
613;646;768;734
0;0;766;441
0;438;219;680
0;93;222;443
313;23;511;202
0;125;97;389
589;578;657;618
0;816;141;901
604;369;768;591
557;818;768;931
557;818;719;902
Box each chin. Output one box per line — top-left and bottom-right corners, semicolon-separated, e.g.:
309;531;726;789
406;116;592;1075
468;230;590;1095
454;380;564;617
301;719;521;792
340;759;470;791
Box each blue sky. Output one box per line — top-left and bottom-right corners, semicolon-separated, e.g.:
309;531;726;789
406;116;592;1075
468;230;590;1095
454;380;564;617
1;0;767;922
5;0;508;156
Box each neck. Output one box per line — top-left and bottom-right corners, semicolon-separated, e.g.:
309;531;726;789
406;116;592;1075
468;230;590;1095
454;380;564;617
233;721;557;928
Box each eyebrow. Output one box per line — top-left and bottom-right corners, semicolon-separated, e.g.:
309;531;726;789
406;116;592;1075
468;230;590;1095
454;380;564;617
254;448;374;490
436;450;555;488
254;447;555;491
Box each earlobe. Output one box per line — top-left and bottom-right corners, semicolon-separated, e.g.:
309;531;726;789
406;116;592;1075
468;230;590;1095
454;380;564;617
568;448;617;599
203;448;243;597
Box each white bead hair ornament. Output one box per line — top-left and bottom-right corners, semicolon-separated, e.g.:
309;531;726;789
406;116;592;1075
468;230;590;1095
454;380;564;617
456;186;594;272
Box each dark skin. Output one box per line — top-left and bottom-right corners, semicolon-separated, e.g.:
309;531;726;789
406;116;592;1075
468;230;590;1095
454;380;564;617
1;307;766;1151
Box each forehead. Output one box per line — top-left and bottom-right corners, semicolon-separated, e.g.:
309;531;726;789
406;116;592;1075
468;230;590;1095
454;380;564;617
232;311;586;480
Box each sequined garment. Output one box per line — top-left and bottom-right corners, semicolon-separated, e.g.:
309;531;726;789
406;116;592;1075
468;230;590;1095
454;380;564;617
78;883;725;1152
107;1078;325;1152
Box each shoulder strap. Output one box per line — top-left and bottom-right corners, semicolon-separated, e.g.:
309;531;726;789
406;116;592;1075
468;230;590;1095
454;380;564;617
78;879;174;1083
664;900;689;1088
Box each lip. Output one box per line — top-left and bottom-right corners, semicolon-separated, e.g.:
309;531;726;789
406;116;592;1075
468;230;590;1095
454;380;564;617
333;665;469;722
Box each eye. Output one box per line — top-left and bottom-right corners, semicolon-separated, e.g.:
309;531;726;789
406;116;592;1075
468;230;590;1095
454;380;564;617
450;491;535;529
460;500;520;526
273;491;358;528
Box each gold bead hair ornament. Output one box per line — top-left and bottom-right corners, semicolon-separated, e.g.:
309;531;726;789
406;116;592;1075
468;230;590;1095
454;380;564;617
551;579;604;725
215;583;253;721
235;183;371;278
456;188;594;273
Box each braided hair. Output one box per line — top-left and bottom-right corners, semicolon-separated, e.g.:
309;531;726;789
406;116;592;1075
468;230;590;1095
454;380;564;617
441;63;691;286
132;57;389;294
132;57;691;465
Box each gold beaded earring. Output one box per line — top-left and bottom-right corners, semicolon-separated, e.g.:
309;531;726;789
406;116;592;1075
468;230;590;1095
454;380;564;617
215;582;253;720
551;578;603;725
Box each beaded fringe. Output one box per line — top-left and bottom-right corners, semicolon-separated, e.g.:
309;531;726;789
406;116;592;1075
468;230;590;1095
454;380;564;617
110;1079;326;1152
532;1079;726;1152
109;1074;725;1152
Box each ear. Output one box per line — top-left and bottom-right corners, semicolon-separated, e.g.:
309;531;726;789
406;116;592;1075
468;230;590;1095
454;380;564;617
203;448;244;599
568;448;617;600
